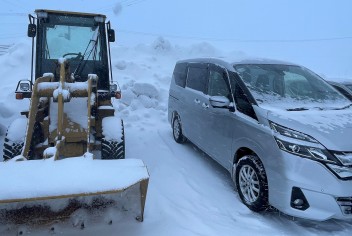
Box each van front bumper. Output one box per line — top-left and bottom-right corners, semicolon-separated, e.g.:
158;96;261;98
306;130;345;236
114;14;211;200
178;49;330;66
268;151;352;221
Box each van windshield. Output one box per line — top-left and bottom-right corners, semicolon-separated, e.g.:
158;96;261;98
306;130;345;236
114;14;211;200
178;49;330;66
234;64;352;111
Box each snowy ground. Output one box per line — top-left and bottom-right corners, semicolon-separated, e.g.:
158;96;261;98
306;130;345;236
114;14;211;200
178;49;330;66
1;39;352;235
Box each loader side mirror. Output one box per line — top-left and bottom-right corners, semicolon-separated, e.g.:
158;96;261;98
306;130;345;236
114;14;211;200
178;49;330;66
108;29;115;42
27;23;36;37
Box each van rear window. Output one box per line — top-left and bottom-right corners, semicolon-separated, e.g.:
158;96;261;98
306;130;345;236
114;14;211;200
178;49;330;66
173;63;187;87
186;66;208;93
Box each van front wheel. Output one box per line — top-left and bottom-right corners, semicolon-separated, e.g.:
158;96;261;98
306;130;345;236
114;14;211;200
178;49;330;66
235;155;268;212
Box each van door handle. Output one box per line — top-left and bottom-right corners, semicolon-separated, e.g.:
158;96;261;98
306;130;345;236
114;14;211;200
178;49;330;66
194;99;200;104
202;103;209;109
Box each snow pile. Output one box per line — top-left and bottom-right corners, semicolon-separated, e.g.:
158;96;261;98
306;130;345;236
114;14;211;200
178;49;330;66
120;82;159;109
151;36;172;52
5;42;31;67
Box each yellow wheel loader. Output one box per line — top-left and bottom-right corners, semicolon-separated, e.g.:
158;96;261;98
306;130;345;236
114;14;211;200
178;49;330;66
0;9;149;228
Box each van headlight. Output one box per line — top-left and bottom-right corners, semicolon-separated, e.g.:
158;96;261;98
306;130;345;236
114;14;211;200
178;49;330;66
270;122;318;143
273;137;338;164
270;121;352;178
270;122;339;164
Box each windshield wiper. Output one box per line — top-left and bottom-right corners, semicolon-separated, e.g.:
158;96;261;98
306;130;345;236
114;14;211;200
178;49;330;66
286;107;309;111
333;103;352;110
73;26;100;79
287;104;352;111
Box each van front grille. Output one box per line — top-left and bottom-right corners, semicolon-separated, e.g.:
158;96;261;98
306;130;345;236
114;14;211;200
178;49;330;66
336;197;352;215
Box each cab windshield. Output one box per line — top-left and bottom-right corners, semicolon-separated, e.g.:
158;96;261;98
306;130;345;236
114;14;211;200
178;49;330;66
45;25;100;60
234;64;352;111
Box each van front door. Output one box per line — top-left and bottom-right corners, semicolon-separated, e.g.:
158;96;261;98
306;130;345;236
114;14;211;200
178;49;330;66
201;65;234;167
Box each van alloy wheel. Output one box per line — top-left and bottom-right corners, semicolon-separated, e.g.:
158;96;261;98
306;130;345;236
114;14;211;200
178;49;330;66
238;165;260;203
235;155;268;212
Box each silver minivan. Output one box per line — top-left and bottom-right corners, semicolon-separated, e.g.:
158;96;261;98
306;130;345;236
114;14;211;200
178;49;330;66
168;58;352;221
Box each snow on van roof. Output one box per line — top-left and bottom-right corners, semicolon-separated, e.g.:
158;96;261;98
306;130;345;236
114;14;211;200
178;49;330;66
232;58;298;66
176;57;299;71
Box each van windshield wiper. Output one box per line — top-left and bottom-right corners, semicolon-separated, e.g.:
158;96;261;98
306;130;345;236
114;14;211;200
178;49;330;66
333;103;352;110
286;107;309;111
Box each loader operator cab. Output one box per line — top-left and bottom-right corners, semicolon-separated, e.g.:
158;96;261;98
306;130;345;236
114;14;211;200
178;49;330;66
17;9;119;99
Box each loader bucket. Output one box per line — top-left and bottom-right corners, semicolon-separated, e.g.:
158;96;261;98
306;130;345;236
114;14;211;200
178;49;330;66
0;157;149;226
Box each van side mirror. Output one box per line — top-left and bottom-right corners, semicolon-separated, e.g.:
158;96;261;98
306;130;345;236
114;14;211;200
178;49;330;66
108;29;115;42
27;23;36;37
209;96;230;108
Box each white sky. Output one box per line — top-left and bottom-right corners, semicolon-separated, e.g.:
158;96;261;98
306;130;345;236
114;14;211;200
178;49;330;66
0;0;352;77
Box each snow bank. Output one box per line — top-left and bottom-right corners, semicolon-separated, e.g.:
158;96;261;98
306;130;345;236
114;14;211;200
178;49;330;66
0;102;16;119
132;83;159;99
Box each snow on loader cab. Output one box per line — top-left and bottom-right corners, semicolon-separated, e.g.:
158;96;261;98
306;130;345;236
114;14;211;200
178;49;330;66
0;9;149;228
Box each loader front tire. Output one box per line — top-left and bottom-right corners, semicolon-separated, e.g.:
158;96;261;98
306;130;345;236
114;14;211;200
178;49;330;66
3;118;27;161
101;119;125;159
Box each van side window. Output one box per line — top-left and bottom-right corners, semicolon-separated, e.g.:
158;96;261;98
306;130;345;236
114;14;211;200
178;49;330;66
186;66;208;93
208;70;231;100
173;63;187;87
234;83;257;120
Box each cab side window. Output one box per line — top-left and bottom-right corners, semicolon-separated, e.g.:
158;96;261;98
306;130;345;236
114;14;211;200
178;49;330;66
208;69;231;100
186;66;208;94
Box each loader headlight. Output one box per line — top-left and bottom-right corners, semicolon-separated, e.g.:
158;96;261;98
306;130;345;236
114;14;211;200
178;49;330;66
110;83;117;92
94;16;105;23
37;11;48;19
20;82;30;91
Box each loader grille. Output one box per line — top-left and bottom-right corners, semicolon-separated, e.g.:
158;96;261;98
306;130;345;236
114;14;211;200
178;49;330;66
98;90;110;100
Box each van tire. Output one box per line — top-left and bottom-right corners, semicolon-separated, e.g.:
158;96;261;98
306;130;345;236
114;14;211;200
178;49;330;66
235;155;268;212
172;115;186;143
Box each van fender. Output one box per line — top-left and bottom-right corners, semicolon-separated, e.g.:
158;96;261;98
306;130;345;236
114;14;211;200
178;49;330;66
231;137;268;185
